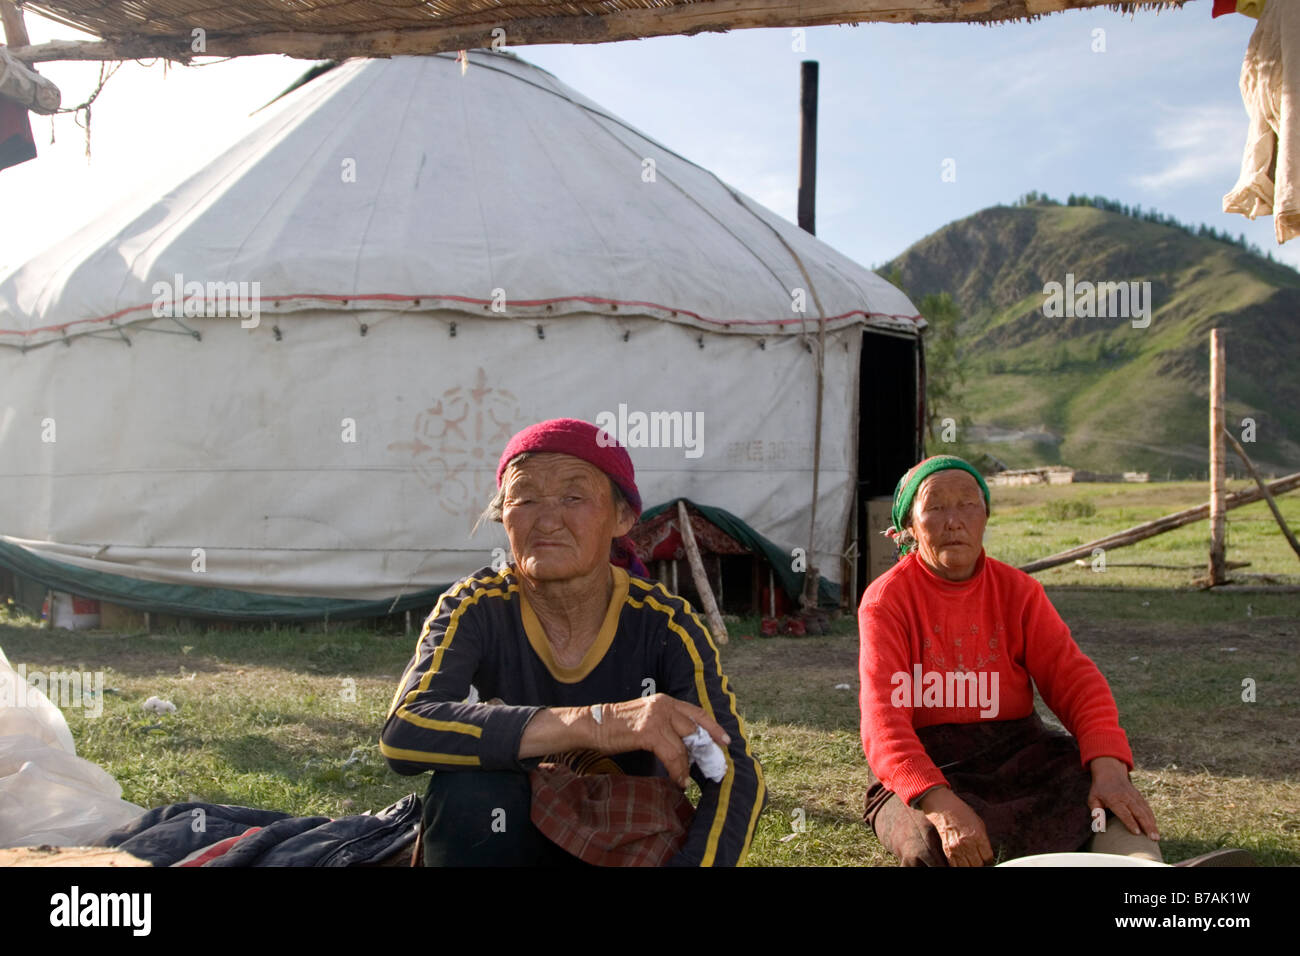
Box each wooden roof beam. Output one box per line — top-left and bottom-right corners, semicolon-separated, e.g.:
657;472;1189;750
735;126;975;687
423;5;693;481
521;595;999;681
7;0;1185;64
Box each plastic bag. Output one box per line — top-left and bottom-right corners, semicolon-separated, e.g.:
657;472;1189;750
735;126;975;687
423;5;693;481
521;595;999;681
0;733;146;847
0;644;146;847
0;652;77;754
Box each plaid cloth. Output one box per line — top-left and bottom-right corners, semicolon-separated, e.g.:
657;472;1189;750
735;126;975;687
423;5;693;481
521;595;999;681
529;763;694;866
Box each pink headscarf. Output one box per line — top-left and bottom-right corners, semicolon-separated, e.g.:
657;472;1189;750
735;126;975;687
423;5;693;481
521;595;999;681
497;419;648;577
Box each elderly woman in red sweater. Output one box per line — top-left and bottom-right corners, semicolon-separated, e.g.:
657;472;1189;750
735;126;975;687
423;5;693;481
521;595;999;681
858;456;1161;866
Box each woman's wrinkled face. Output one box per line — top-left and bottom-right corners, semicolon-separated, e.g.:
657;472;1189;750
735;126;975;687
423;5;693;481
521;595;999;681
501;453;635;582
909;470;988;582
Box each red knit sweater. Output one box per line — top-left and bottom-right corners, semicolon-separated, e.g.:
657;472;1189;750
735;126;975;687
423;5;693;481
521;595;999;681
858;550;1133;806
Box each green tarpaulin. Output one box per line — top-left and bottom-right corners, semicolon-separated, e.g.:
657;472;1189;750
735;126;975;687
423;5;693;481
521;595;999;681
0;498;839;621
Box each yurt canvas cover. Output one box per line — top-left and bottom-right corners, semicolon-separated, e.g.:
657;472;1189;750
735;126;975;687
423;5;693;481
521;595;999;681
0;51;923;619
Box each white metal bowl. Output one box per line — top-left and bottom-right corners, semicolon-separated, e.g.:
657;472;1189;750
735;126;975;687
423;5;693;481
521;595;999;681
997;852;1169;867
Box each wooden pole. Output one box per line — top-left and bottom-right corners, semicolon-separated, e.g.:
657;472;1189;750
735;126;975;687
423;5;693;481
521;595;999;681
847;490;859;613
1209;329;1227;585
1223;427;1300;561
800;60;824;613
0;1;30;47
0;44;61;114
677;501;728;644
1018;472;1300;574
802;350;825;613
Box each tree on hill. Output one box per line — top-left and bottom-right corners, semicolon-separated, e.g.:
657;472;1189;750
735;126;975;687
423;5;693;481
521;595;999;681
882;268;976;458
1058;191;1283;264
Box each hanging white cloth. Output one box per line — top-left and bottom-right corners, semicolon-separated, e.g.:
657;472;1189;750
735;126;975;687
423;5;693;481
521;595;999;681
1224;0;1300;243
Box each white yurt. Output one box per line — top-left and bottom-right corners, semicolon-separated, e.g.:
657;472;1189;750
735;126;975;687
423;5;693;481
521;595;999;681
0;50;923;620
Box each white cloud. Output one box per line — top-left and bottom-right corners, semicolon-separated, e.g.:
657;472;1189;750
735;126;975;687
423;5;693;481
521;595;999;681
1132;105;1248;192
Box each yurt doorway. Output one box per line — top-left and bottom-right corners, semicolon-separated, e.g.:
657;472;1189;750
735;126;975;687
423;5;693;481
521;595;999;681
854;329;924;602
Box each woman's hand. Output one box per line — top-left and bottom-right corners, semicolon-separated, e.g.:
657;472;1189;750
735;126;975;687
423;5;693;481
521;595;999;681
1089;756;1160;842
593;694;730;788
918;787;993;867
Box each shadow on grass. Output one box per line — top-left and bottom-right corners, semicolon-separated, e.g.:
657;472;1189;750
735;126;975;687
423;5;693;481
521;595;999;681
0;623;415;679
207;712;387;773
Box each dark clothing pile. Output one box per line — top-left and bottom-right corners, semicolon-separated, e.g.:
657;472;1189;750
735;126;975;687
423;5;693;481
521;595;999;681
97;793;420;866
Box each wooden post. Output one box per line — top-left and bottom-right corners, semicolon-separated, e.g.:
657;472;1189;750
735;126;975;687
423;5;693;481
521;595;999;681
0;1;30;47
404;610;412;636
713;554;724;611
1209;330;1227;585
1018;472;1300;573
677;501;728;644
1223;427;1300;561
847;491;860;613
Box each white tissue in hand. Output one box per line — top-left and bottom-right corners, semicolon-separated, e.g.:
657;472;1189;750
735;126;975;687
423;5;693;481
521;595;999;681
682;725;727;782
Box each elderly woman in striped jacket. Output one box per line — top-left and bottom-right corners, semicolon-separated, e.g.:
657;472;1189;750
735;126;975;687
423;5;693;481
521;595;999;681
381;418;765;866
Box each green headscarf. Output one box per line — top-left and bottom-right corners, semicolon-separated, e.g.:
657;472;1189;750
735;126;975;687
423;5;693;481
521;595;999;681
887;455;990;555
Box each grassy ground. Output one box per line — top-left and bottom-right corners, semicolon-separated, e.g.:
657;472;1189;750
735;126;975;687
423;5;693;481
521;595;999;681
987;479;1300;588
732;591;1299;866
1;483;1296;865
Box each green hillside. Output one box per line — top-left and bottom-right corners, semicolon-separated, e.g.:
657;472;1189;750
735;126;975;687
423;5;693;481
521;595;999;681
884;201;1300;476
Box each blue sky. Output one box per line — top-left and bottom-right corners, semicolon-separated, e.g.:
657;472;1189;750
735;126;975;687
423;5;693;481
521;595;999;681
2;2;1279;276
